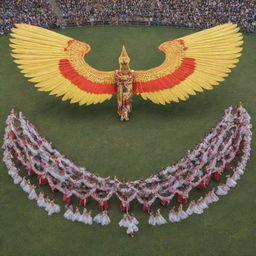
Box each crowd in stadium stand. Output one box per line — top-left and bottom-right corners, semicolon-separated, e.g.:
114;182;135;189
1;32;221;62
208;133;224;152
1;0;256;34
0;0;58;34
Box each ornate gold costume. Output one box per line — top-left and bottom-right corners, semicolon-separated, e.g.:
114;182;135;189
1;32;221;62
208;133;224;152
115;46;134;121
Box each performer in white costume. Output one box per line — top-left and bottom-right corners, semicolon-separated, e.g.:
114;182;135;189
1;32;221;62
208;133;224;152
101;211;111;226
177;204;188;220
28;184;38;200
64;205;74;220
72;207;81;221
154;209;167;225
226;175;237;188
126;215;138;238
148;212;156;226
216;184;230;195
37;192;46;208
119;213;129;227
93;211;103;224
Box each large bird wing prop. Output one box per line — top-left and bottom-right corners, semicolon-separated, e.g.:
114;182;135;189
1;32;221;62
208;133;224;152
10;23;243;106
10;24;116;105
133;23;243;104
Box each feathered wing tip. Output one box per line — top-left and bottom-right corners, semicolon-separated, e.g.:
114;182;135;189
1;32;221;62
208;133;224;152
10;23;116;106
134;23;243;105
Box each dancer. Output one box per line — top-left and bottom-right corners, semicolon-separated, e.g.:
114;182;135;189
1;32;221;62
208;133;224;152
231;170;240;181
37;192;46;208
64;205;74;220
126;215;138;238
186;201;195;215
20;177;27;190
119;213;129;227
101;210;111;226
155;209;167;225
72;207;81;222
148;212;156;226
47;200;57;216
8;166;17;177
177;204;188;220
22;179;32;194
129;213;139;225
226;175;237;188
169;208;180;223
79;208;88;224
44;197;52;214
197;197;208;210
93;211;103;224
28;184;38;200
216;183;230;195
53;200;61;214
193;200;203;214
209;189;219;203
13;173;22;184
85;210;93;225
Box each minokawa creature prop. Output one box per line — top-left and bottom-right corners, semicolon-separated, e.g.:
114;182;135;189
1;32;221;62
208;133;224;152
10;23;243;121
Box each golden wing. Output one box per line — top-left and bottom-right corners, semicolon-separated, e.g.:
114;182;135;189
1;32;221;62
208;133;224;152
10;24;116;105
133;23;243;104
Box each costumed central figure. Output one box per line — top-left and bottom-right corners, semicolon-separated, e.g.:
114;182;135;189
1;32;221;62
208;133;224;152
10;23;243;121
116;46;134;121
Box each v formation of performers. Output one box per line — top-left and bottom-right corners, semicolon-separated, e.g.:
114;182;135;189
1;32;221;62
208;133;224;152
2;104;252;237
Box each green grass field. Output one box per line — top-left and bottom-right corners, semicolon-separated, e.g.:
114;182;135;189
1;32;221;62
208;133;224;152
0;25;255;256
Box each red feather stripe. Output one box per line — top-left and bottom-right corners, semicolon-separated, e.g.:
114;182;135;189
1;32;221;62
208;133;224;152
133;57;196;93
59;59;116;94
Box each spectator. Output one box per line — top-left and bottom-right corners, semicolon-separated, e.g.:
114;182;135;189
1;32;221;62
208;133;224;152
0;0;58;34
1;0;256;34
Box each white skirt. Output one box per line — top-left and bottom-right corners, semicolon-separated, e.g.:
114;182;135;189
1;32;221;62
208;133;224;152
72;213;81;222
101;215;111;226
199;201;208;210
37;197;46;208
126;223;138;234
13;175;22;184
169;212;180;222
216;186;229;195
227;178;237;188
186;206;194;216
64;209;73;220
148;216;156;226
155;215;167;225
45;203;51;212
8;168;17;177
53;204;61;213
231;172;240;181
23;184;32;194
20;179;27;189
204;196;213;205
178;210;188;220
236;168;244;175
28;189;38;200
93;214;102;224
79;215;87;224
47;206;55;216
131;217;139;225
119;218;129;227
85;215;93;225
211;193;219;202
193;205;203;214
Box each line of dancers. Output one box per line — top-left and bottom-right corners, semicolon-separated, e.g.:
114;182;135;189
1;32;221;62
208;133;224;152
37;191;61;216
2;104;251;237
2;105;251;210
64;205;111;226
